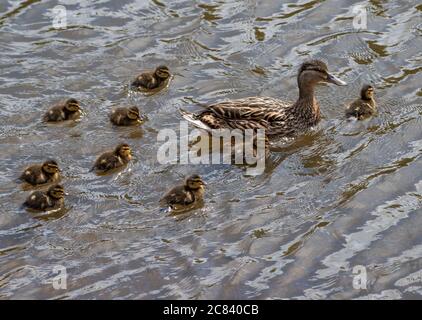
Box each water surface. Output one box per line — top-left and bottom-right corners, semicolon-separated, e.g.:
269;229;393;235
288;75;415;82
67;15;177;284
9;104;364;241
0;0;421;299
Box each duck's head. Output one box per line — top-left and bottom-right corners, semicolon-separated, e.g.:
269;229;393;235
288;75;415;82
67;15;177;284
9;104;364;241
42;160;60;174
127;106;141;120
64;98;81;112
185;175;206;190
48;184;65;199
115;143;132;159
361;84;375;100
298;60;347;88
155;65;171;79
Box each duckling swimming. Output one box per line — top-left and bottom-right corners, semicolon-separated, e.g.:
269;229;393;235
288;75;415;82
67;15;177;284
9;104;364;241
23;184;65;211
19;160;61;186
92;143;132;173
160;175;206;212
43;98;81;122
110;106;143;126
345;84;377;120
131;65;171;91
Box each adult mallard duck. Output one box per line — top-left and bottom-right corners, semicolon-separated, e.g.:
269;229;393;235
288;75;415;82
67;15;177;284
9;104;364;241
180;60;346;137
131;65;171;91
345;84;377;120
43;98;81;122
23;184;65;211
160;175;206;212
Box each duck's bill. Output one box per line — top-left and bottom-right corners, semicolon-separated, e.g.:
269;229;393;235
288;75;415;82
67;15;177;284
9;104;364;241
327;73;347;86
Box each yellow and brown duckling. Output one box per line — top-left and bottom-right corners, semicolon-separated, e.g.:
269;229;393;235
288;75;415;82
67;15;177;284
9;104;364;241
92;143;132;173
23;184;65;211
345;84;377;120
110;106;143;126
43;98;81;122
131;65;171;90
160;175;206;212
19;160;61;186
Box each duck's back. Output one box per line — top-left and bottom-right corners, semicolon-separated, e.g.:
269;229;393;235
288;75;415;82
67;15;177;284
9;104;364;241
201;97;307;136
161;185;194;206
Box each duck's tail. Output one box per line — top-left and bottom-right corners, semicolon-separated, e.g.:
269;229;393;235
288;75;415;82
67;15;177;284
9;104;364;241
179;109;212;131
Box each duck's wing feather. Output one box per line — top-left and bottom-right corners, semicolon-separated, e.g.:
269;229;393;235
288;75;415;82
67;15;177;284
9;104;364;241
207;97;292;122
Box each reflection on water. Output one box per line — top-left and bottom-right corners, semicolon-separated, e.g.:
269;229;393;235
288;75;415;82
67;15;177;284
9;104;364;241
0;0;421;299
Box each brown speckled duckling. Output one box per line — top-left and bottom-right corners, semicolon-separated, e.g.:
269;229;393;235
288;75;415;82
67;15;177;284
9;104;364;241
345;84;377;120
93;143;132;173
43;98;81;122
160;175;206;212
23;184;65;211
131;65;171;90
110;106;143;126
19;160;61;186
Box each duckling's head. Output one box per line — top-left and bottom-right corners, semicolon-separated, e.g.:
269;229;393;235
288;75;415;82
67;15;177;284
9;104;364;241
185;175;206;190
127;106;140;120
298;60;347;88
42;160;60;174
155;65;171;79
115;143;132;159
48;184;65;200
361;84;375;100
64;98;80;112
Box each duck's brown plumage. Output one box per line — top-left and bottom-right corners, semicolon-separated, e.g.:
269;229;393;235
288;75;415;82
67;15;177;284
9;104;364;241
23;184;65;211
110;106;143;126
93;143;132;173
345;84;377;120
131;65;171;90
160;175;205;212
180;60;347;137
19;160;61;186
43;98;81;122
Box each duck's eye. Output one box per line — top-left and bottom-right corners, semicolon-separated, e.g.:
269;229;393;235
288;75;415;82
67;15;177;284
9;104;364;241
128;111;139;119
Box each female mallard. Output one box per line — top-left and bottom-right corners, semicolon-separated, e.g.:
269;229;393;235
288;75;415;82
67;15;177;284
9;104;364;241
180;60;346;137
131;65;171;90
23;184;65;211
92;143;132;173
43;98;81;122
19;160;61;186
110;106;143;126
345;84;376;120
160;175;206;212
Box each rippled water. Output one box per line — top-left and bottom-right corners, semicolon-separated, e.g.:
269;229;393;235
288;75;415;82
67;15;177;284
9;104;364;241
0;0;421;299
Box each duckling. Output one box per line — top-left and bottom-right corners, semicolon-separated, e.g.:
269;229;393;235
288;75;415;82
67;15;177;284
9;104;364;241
19;160;61;186
160;175;206;212
180;59;347;137
23;184;65;211
110;106;143;126
131;65;171;90
92;143;132;173
345;84;377;120
43;98;81;122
